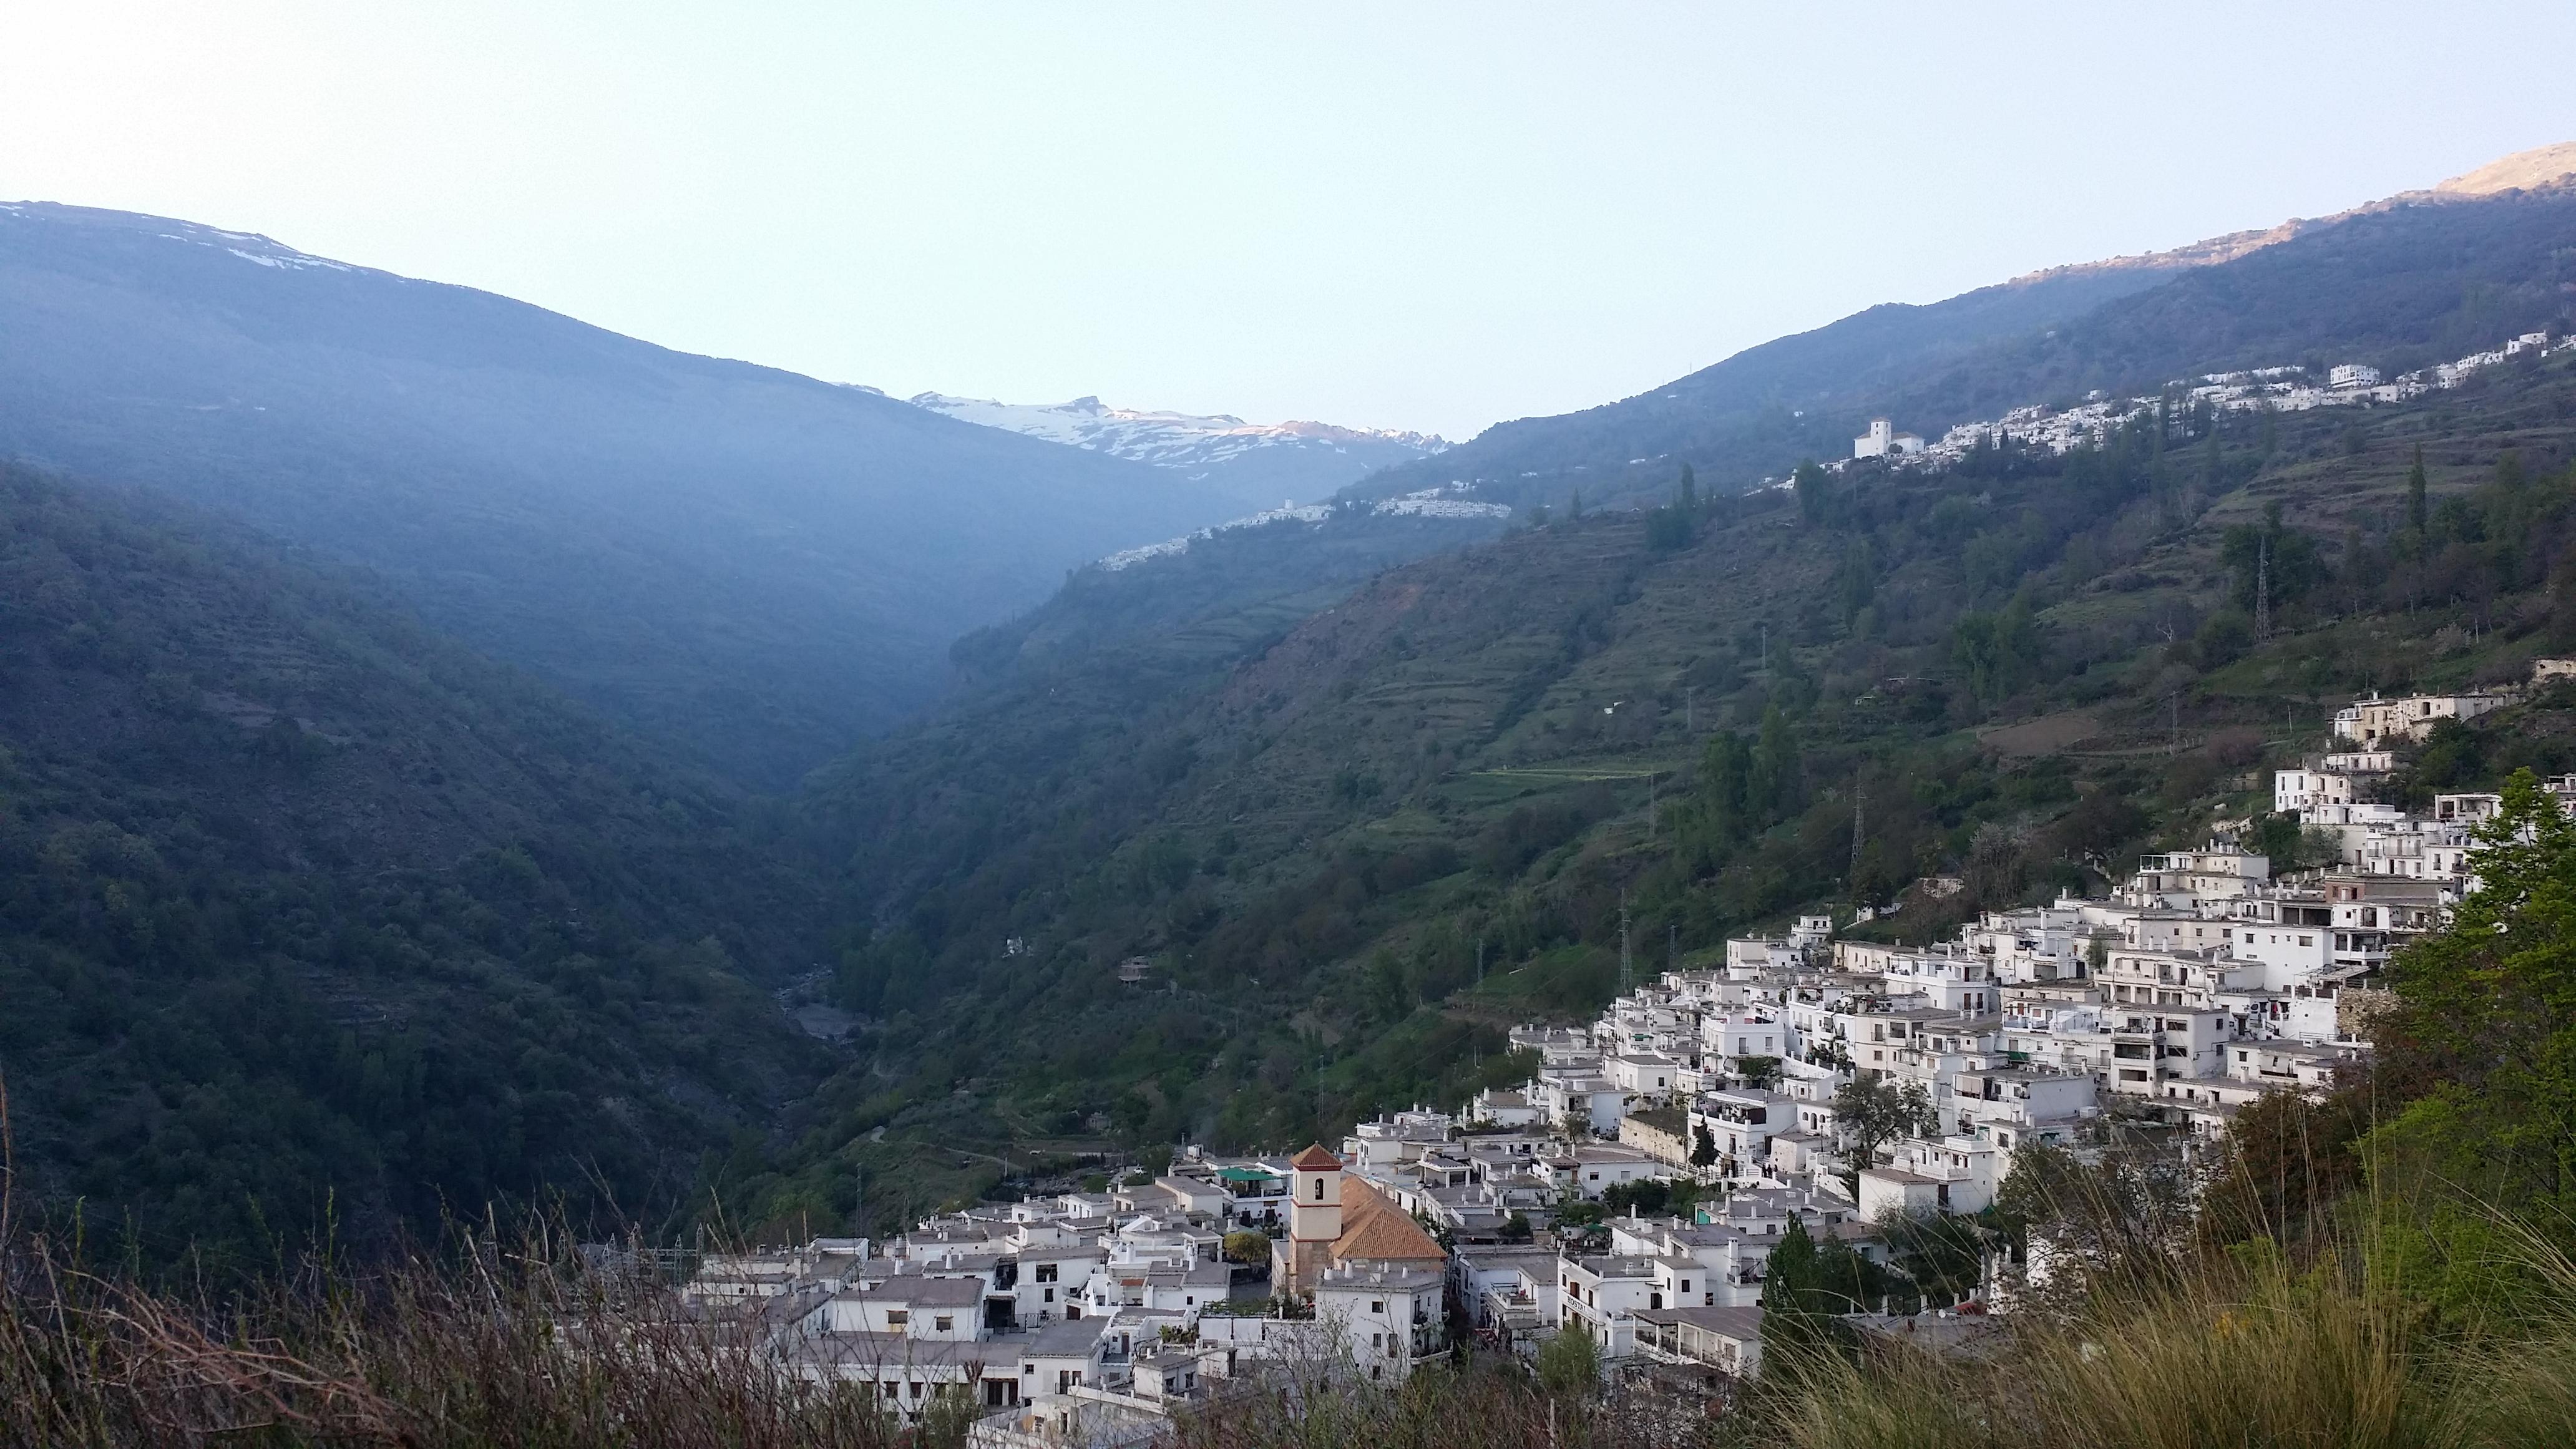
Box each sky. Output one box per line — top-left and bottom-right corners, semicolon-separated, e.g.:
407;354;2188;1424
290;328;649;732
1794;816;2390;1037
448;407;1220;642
3;4;2572;442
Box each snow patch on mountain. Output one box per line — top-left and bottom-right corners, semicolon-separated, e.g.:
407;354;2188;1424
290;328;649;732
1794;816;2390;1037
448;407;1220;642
909;392;1446;477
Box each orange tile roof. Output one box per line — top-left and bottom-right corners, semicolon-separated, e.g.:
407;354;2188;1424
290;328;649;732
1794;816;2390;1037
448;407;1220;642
1331;1178;1445;1266
1290;1144;1343;1170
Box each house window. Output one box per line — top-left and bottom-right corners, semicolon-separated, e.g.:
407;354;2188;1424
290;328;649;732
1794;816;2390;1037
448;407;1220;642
1372;1300;1384;1314
1044;1288;1054;1302
1313;1179;1324;1201
935;1315;954;1332
887;1311;909;1327
1035;1264;1058;1283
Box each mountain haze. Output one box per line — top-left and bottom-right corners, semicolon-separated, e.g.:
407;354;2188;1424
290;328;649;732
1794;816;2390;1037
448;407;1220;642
0;203;1254;785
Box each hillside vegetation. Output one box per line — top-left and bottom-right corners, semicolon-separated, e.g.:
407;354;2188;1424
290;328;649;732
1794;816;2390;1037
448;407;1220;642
732;337;2576;1231
0;466;837;1264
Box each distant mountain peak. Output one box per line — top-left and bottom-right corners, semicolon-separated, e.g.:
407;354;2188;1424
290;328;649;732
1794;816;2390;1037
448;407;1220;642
0;200;362;275
2015;140;2576;290
2436;140;2576;197
906;393;1446;500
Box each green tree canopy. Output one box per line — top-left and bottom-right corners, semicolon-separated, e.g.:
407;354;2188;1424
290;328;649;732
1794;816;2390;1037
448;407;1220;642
2381;769;2576;1209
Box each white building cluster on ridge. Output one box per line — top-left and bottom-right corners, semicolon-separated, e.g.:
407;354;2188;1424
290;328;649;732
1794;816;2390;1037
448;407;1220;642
1828;330;2569;474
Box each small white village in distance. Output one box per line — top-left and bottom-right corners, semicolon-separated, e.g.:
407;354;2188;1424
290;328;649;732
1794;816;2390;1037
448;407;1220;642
662;661;2572;1447
1837;330;2570;469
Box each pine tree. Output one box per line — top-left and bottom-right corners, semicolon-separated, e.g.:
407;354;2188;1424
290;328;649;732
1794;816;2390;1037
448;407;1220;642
1699;731;1754;844
1761;1216;1818;1312
1677;463;1699;513
2408;446;2429;535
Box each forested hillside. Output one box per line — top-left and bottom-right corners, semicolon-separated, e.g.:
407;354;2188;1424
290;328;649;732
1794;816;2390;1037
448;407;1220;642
0;203;1246;785
724;339;2576;1231
0;466;838;1264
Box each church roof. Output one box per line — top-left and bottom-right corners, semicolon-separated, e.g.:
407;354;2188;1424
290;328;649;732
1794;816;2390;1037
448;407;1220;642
1289;1144;1343;1170
1330;1179;1446;1266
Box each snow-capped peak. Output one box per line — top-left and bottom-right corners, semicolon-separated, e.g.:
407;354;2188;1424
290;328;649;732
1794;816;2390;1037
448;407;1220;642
907;391;1446;473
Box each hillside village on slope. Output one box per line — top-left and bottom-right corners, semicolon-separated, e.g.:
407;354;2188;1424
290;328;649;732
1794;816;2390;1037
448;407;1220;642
1841;331;2574;467
661;660;2571;1440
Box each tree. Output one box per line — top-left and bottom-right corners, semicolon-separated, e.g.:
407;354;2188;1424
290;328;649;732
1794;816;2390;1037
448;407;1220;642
1499;1210;1533;1243
1677;463;1699;513
1692;1123;1719;1169
1793;459;1830;525
1644;504;1693;551
1837;538;1875;631
1736;1055;1784;1091
1952;592;2041;705
1222;1229;1271;1264
2220;503;2323;613
1750;703;1801;823
2408;445;2429;535
1699;730;1754;845
2380;769;2576;1209
1537;1322;1601;1397
1833;1076;1936;1176
1756;1216;1869;1355
2193;609;2255;670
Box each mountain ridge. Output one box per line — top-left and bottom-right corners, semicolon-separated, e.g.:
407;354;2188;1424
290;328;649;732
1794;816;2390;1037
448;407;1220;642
908;390;1447;507
0;201;1258;785
1345;166;2576;517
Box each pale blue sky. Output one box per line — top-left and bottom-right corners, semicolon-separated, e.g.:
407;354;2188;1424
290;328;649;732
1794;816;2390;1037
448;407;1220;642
4;2;2572;439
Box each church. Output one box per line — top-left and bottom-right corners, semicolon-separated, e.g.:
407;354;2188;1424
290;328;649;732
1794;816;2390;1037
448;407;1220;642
1270;1143;1447;1292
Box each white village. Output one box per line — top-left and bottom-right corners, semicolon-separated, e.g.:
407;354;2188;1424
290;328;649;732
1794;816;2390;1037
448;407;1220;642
654;659;2575;1446
1836;331;2574;469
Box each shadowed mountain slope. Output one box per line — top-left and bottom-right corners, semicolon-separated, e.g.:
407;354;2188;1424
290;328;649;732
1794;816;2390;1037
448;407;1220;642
0;203;1239;784
0;463;836;1262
